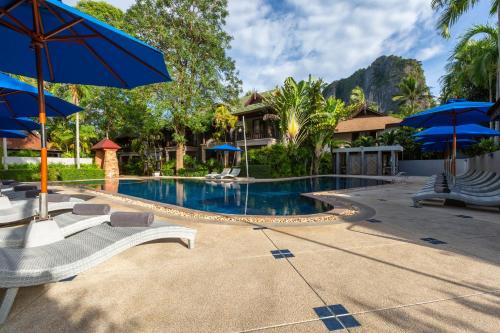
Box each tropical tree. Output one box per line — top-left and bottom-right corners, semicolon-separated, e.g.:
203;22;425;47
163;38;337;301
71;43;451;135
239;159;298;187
446;24;497;101
441;38;496;101
212;104;237;142
127;0;241;172
346;86;378;115
392;74;432;117
264;77;310;146
307;96;348;174
432;0;500;98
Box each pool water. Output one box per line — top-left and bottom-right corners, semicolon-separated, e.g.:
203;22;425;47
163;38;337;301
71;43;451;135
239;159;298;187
88;177;385;216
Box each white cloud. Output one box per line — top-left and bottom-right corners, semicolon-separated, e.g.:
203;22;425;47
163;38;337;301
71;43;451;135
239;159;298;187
416;45;444;61
227;0;440;92
63;0;446;94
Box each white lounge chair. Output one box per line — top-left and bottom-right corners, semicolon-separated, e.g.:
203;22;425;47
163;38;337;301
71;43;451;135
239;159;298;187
217;168;240;179
206;168;230;179
0;195;84;225
0;221;196;324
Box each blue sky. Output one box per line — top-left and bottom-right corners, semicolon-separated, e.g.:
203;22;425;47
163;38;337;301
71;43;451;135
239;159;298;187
66;0;494;98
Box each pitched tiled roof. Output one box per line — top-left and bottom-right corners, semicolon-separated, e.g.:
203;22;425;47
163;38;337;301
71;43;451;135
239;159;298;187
91;138;121;150
6;132;58;151
335;116;402;134
234;90;276;115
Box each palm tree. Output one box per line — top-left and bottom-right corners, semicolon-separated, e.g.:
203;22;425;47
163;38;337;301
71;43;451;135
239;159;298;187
432;0;500;98
264;77;309;146
454;24;498;101
441;29;497;101
347;86;378;115
308;97;347;174
392;74;431;116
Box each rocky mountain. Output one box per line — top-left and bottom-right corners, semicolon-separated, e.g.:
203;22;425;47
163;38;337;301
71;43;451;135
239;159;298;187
323;55;430;114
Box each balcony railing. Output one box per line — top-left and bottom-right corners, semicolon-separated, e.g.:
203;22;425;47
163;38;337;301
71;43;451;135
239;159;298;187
237;132;280;141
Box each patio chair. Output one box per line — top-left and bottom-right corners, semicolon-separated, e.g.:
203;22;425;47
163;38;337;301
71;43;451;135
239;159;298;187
206;168;230;179
218;168;240;179
0;204;112;248
0;195;85;225
0;220;196;324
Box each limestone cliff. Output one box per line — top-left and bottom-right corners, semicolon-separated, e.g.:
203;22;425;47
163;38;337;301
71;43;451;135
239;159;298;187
323;55;429;114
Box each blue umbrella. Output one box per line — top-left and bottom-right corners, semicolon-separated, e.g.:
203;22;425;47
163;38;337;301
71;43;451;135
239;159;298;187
208;144;242;152
0;73;81;117
421;139;475;152
0;0;170;218
0;129;28;138
402;99;494;176
0;0;170;87
414;124;500;141
401;99;494;128
0;117;39;131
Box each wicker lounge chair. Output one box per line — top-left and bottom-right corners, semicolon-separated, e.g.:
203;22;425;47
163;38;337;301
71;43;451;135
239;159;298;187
0;221;196;324
0;211;111;248
0;196;84;225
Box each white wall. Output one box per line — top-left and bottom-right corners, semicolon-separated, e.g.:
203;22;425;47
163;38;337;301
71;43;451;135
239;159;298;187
399;159;467;176
464;150;500;173
3;157;93;166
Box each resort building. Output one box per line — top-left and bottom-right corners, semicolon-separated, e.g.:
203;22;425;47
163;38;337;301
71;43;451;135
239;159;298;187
4;132;61;157
333;108;402;144
232;91;280;149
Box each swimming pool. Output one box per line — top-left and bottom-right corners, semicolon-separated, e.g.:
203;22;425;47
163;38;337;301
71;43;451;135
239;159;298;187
86;177;385;216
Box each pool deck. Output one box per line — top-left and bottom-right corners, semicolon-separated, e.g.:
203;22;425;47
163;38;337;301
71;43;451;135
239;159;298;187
1;177;499;332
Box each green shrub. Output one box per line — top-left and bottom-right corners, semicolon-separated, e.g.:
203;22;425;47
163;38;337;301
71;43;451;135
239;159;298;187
59;168;104;181
0;163;104;181
0;169;39;182
177;167;208;177
242;144;311;178
122;159;144;175
161;160;176;176
240;164;273;178
319;154;333;175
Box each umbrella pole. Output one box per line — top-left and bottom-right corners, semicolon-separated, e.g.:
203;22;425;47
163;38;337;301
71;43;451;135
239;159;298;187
33;1;49;219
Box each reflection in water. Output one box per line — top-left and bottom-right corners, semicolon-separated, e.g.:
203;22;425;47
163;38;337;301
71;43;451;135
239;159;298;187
103;178;119;193
113;177;385;216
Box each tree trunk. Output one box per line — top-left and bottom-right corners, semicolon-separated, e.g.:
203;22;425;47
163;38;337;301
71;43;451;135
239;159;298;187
175;143;184;173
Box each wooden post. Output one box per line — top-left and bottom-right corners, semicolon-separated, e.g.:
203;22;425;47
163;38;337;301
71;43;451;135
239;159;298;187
390;150;396;176
360;149;365;175
377;150;382;176
345;152;350;175
335;152;340;174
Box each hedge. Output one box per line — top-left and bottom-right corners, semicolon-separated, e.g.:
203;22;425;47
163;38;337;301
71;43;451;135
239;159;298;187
59;168;105;181
0;164;104;182
240;164;274;178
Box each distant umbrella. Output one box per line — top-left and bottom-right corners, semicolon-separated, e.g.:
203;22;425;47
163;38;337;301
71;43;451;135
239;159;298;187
208;144;242;152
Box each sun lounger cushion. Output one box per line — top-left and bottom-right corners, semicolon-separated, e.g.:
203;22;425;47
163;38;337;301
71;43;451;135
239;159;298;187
110;212;154;227
24;189;40;198
73;204;111;216
47;194;71;202
14;185;37;192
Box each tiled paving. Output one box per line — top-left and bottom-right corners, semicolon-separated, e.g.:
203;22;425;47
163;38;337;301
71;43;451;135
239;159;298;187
2;179;500;332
